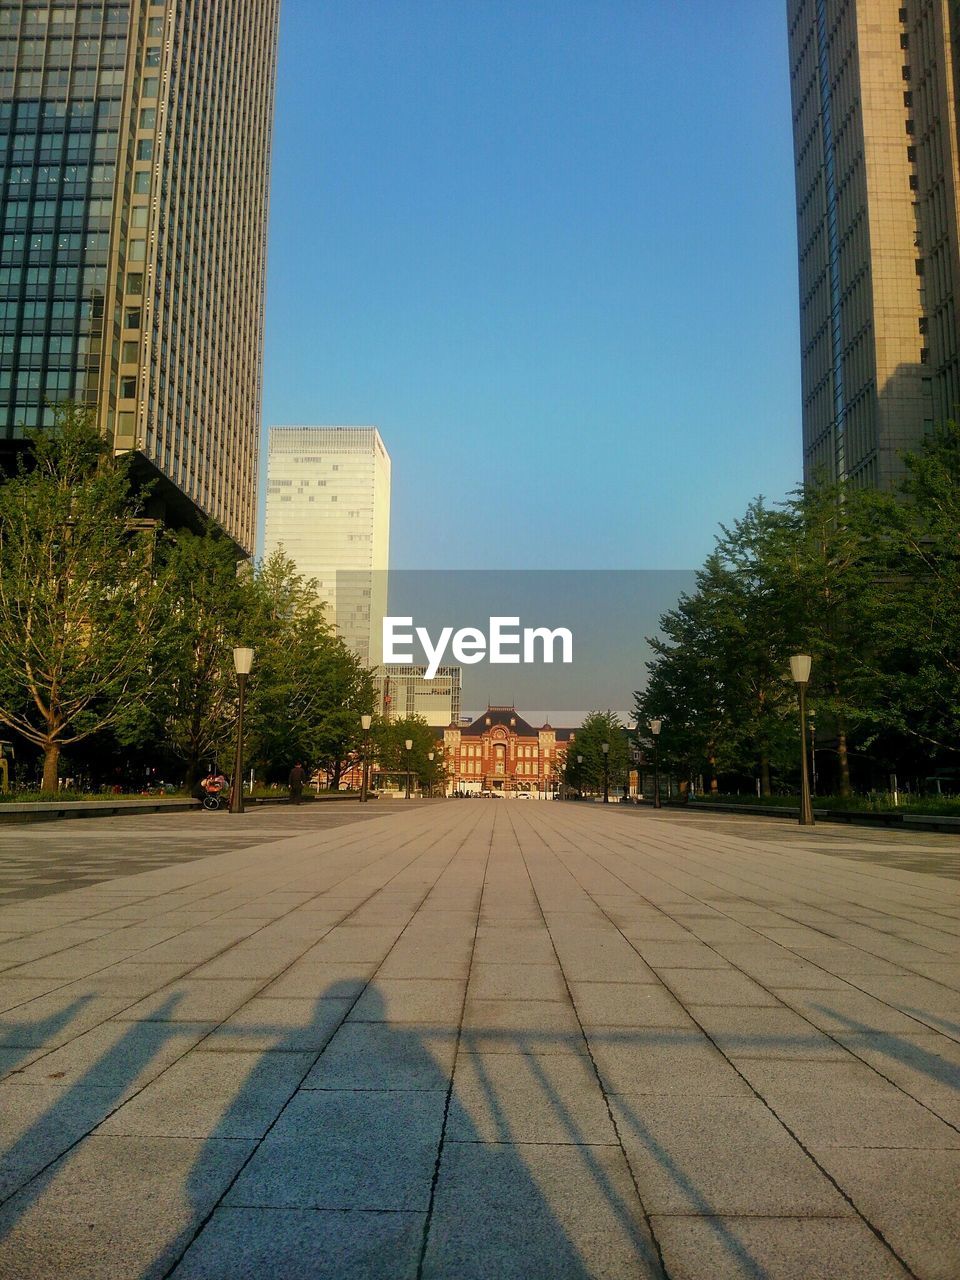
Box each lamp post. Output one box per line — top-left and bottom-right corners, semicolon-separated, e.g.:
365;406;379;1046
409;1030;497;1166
790;654;815;826
405;738;413;800
427;750;434;798
576;754;583;799
601;741;610;804
230;647;254;815
360;713;372;803
650;719;662;809
808;708;817;797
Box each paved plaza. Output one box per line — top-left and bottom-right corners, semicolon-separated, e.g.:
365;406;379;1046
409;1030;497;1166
0;801;957;1279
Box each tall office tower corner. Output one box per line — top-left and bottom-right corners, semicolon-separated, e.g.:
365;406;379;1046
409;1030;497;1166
0;1;281;552
263;426;392;668
786;0;960;489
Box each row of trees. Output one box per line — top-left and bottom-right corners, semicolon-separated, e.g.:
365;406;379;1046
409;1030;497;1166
633;424;960;797
0;406;391;793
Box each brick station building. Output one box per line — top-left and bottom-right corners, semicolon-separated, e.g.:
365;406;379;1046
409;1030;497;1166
442;706;575;796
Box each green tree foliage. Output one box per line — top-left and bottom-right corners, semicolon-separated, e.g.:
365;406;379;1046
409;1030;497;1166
372;715;439;792
867;423;960;760
636;425;960;795
0;405;169;792
564;709;627;795
242;550;375;780
153;527;249;784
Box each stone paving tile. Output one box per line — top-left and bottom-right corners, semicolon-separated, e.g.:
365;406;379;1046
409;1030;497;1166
628;941;732;969
656;968;781;1007
95;1049;314;1139
114;978;267;1023
257;962;376;1000
756;1084;960;1153
771;986;936;1034
851;974;960;1022
225;1090;445;1211
688;1005;851;1061
611;1094;851;1216
305;927;408;964
423;1140;663;1279
199;996;351;1053
0;977;68;1014
462;997;583;1050
10;1017;216;1091
0;1080;118;1199
816;1148;960;1280
588;1027;752;1097
446;1051;618;1144
303;1021;458;1091
467;961;568;1001
0;802;958;1278
651;1216;911;1279
169;1207;426;1280
832;1030;960;1123
472;926;557;965
348;978;464;1024
568;980;694;1028
0;1134;254;1280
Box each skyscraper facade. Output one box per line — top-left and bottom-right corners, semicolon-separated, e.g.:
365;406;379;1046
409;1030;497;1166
0;1;280;551
263;426;392;668
787;0;960;489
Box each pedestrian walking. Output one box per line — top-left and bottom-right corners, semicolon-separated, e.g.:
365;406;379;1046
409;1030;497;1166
288;762;306;804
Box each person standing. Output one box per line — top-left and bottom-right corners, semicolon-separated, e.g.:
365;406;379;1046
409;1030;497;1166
288;762;306;804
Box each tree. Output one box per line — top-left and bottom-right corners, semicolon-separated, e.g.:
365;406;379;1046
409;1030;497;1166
0;405;169;792
868;423;960;763
242;550;374;780
565;710;627;795
152;527;250;784
768;479;886;796
373;715;437;793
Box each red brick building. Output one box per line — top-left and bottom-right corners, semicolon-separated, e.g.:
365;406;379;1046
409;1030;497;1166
442;706;575;796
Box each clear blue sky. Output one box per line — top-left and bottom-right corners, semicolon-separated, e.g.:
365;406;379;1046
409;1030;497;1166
261;0;800;570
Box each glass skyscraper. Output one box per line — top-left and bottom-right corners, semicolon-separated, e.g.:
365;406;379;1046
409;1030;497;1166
0;1;280;551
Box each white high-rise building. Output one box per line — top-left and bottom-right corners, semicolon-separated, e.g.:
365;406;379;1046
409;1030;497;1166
263;427;391;666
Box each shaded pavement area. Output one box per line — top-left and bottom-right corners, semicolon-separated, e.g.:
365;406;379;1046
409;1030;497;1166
0;801;957;1278
0;801;389;903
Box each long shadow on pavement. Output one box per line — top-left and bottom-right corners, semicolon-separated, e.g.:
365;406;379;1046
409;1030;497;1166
0;985;811;1279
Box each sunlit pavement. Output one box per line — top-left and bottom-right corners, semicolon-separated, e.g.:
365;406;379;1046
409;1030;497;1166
0;801;957;1279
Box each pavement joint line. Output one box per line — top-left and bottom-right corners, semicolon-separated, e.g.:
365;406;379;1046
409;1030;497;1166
503;804;670;1280
518;805;935;1280
154;803;492;1280
0;803;956;1277
0;805;468;1020
0;805;481;1214
541;806;960;1008
532;805;960;1122
413;812;495;1280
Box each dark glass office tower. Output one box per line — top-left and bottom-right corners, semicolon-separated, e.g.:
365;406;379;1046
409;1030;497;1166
0;1;280;552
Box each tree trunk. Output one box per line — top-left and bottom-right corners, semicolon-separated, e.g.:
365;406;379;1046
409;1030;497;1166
708;752;718;794
837;723;851;798
760;753;772;797
41;741;60;794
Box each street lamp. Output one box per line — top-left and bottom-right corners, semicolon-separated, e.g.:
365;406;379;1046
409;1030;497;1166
601;741;610;804
230;647;254;815
427;750;434;798
650;719;662;809
360;713;372;803
808;707;817;797
577;754;583;799
789;654;815;826
405;738;413;800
